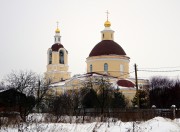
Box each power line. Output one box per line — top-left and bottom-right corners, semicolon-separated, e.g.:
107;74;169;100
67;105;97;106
138;69;180;73
139;66;180;70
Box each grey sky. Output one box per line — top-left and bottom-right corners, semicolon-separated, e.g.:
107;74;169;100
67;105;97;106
0;0;180;80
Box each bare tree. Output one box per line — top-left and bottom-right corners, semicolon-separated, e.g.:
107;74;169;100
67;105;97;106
80;76;114;121
35;77;51;113
0;81;5;90
2;70;51;120
95;77;113;115
149;76;179;108
150;76;174;89
5;70;37;96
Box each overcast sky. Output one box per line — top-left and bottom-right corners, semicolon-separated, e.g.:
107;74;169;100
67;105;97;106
0;0;180;80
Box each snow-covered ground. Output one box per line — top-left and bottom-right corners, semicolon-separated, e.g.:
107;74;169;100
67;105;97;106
1;114;180;132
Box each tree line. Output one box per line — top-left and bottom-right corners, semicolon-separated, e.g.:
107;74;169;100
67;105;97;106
132;76;180;109
0;70;180;121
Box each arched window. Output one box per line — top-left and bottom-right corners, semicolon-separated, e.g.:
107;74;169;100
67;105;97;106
90;64;93;72
49;50;52;64
59;50;64;64
104;63;108;72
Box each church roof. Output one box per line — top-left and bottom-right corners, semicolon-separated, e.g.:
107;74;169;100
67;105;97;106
89;40;126;57
117;79;135;88
51;43;64;51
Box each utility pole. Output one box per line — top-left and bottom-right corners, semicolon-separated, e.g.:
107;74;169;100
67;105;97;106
134;64;139;108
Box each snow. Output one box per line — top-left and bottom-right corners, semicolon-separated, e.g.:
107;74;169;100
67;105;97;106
1;114;180;132
50;81;66;87
134;117;180;132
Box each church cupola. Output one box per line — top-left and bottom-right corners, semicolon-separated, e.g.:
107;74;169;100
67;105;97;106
54;21;61;43
101;11;114;40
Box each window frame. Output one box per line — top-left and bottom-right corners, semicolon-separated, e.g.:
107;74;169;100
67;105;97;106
104;63;108;72
90;64;93;72
59;50;64;64
49;50;52;64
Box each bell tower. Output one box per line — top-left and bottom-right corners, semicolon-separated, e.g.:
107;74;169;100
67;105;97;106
45;22;71;83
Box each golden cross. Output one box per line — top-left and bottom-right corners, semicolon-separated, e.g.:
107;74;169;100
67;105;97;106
105;10;109;21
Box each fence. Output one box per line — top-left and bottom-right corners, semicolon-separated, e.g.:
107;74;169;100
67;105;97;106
74;108;180;121
1;108;180;122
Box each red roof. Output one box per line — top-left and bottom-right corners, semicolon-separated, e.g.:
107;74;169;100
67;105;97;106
51;43;64;51
89;40;126;57
117;79;135;88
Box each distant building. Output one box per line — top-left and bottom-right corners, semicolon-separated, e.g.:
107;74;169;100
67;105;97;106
0;89;26;112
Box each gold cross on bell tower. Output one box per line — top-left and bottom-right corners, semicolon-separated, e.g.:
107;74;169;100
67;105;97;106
105;10;109;21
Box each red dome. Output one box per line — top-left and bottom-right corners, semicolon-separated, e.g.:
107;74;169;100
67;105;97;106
117;79;135;88
89;40;126;57
51;43;64;51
